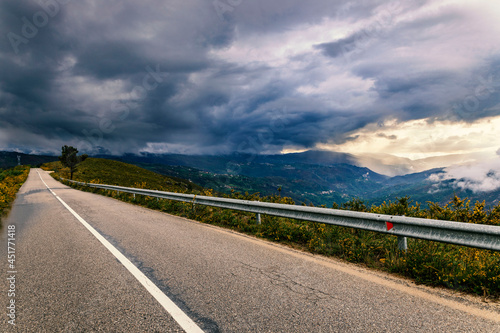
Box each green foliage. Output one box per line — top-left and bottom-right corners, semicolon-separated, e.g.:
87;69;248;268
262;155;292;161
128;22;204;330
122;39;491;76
59;145;78;167
0;166;30;224
59;145;88;179
341;197;368;212
370;196;427;218
44;159;500;299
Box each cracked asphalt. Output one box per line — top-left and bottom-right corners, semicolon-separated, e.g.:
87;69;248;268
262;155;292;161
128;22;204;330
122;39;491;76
1;169;499;332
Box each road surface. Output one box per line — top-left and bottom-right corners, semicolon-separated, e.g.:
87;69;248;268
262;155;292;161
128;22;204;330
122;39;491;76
1;169;499;332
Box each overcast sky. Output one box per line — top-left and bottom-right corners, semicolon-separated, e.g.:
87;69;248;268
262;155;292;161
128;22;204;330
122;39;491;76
1;0;499;163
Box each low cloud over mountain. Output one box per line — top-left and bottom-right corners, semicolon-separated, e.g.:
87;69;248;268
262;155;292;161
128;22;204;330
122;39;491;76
429;158;500;193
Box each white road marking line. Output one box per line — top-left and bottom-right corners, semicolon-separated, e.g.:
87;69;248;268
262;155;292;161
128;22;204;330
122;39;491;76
36;170;204;333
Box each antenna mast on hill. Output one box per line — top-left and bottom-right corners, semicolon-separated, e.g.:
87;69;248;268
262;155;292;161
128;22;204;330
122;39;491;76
17;155;21;166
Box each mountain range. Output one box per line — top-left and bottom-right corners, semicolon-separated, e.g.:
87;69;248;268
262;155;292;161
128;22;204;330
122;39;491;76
95;150;500;208
0;151;58;169
3;150;499;208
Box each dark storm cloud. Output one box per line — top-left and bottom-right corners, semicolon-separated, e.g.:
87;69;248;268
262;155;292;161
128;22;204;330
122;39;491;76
0;0;222;154
1;0;499;155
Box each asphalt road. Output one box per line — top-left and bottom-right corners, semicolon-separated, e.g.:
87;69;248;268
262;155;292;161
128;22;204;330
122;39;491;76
1;169;499;332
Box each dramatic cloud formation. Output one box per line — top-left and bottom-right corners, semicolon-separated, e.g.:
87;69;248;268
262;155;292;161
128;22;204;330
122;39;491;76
1;0;499;159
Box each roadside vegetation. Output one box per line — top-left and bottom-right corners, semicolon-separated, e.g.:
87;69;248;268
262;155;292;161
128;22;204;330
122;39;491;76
43;158;500;299
0;166;30;225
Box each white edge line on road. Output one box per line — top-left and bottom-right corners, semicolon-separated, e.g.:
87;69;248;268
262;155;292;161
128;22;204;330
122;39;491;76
36;170;204;333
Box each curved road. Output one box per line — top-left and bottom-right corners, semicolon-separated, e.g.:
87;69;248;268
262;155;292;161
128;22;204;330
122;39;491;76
1;169;499;332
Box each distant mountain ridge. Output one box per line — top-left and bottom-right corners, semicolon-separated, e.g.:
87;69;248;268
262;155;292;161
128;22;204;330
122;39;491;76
98;150;358;173
96;151;500;207
6;150;499;207
0;151;58;169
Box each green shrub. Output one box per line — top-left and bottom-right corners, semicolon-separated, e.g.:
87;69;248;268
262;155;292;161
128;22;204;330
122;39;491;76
0;166;30;224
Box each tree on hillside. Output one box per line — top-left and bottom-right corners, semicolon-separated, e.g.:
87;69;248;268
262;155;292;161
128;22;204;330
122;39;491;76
59;146;88;180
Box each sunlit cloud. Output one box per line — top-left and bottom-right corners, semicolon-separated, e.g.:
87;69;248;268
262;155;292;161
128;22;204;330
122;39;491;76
318;116;500;160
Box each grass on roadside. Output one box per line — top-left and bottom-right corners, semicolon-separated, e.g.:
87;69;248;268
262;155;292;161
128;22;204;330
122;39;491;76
0;166;30;225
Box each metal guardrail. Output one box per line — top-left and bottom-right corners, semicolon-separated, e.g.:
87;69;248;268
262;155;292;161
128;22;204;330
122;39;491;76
62;179;500;251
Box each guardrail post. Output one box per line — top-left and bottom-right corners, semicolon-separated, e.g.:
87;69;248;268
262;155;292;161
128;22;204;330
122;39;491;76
256;213;261;225
398;236;408;251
